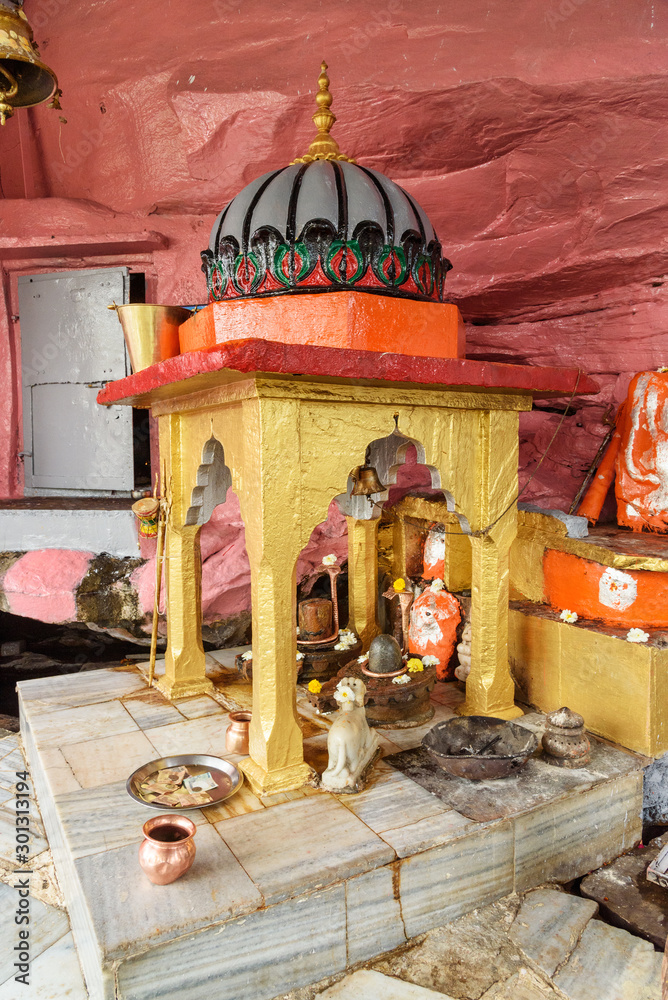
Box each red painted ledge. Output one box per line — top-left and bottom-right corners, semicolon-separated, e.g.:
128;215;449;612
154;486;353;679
97;339;599;407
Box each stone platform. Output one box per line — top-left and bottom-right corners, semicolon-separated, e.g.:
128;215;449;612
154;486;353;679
18;659;647;1000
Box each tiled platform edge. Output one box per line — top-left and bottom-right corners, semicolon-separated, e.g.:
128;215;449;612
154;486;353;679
19;668;645;1000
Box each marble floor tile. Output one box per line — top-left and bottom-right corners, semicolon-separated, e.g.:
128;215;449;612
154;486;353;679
338;770;448;835
54;779;206;859
0;733;19;758
514;772;643;891
381;808;474;859
61;729;160;789
381;707;457;751
319;970;453;999
173;694;222;719
28;699;140;750
0;882;69;986
207;645;250;669
0;746;27;785
0;801;48;863
18;668;145;712
399;820;514;938
0;930;88;999
216;794;395;904
144;713;231;758
553;918;663;1000
345;867;406;966
509;888;598;977
75;822;263;961
385;746;607;824
202;781;265;823
117;884;347;1000
430;682;466;710
212;676;253;712
39;747;82;796
121;690;184;730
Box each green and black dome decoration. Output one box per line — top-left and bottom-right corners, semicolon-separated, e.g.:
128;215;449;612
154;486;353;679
201;63;452;304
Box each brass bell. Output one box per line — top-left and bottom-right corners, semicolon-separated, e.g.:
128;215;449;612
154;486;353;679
0;1;59;125
350;464;386;496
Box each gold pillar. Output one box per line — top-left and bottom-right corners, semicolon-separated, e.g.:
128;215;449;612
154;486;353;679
156;413;211;700
156;523;212;700
238;395;313;795
346;516;380;649
460;410;522;720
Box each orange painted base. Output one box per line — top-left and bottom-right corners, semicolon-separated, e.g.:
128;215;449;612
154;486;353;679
179;291;465;360
544;548;668;627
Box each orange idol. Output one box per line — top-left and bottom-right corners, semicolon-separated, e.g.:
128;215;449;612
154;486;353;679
408;581;461;680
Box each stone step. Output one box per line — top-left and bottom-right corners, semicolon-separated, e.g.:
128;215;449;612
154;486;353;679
509;887;598;976
553;918;663;1000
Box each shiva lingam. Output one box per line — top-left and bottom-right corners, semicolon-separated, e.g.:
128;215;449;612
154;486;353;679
320;676;381;793
296;556;361;682
309;633;436;728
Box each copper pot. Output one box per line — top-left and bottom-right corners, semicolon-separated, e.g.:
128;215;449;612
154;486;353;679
138;814;196;885
225;711;252;755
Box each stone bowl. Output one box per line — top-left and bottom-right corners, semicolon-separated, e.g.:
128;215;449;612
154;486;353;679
422;716;537;780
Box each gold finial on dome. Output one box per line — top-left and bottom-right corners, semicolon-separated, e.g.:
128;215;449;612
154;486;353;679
292;61;356;164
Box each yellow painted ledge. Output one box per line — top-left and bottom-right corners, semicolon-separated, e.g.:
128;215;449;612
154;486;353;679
509;601;667;758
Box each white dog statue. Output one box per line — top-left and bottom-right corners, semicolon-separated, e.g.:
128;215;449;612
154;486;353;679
320;676;380;793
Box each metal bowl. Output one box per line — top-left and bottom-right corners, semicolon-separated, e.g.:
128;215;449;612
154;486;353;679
127;754;242;811
422;716;537;780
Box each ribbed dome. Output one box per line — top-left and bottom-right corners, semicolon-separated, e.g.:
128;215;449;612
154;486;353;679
201;159;452;303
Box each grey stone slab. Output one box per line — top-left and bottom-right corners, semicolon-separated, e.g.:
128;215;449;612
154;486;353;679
216;794;395;905
580;833;668;949
340;769;449;834
399;820;514;938
318;970;453;998
384;746;612;823
554;918;663;1000
480;968;560;999
0;882;69;987
18;668;146;711
380;808;474;859
514;772;643;891
54;778;206;860
345;866;406;966
75;822;262;960
117;885;347;1000
509;888;598;977
0;930;87;999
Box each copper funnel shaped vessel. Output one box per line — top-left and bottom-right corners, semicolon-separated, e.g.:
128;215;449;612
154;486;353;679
109;304;190;373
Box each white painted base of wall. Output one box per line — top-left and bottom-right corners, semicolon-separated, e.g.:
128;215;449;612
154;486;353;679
0;509;140;558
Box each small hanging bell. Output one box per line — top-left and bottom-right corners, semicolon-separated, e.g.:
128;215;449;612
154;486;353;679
350;465;386;497
0;1;59;125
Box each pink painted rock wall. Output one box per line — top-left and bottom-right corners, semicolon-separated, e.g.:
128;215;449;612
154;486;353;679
0;1;666;627
3;549;92;623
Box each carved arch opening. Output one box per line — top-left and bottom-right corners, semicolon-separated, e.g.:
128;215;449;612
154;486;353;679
185;436;233;527
334;426;471;533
